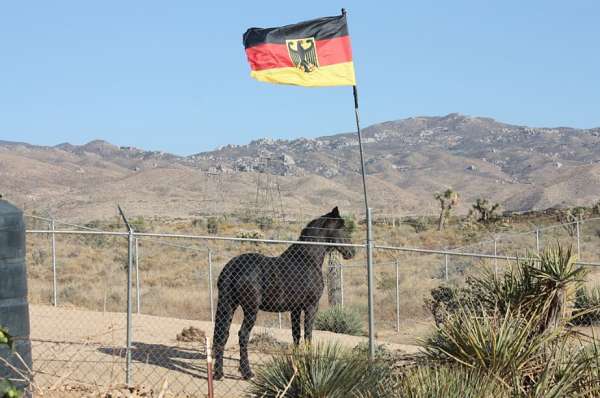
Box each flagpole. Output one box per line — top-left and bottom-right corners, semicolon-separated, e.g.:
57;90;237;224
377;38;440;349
352;85;369;211
343;8;375;360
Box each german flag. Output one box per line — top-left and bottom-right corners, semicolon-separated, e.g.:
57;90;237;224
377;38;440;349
243;14;356;87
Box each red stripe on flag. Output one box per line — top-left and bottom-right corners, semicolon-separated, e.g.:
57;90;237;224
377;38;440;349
315;36;353;67
246;36;353;71
245;43;293;71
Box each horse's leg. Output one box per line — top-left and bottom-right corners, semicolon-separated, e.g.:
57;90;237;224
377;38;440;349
291;308;302;345
212;296;237;380
303;303;319;343
238;304;258;379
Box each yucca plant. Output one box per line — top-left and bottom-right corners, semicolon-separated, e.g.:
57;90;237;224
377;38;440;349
531;245;584;330
422;305;563;385
396;365;509;398
466;245;585;333
519;339;600;398
572;286;600;326
247;342;383;398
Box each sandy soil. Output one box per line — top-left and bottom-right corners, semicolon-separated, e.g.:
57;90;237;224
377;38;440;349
28;304;420;397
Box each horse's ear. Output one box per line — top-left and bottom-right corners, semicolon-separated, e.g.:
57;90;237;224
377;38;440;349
331;206;340;218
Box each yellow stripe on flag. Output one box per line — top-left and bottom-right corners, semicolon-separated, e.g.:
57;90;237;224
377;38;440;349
250;62;356;87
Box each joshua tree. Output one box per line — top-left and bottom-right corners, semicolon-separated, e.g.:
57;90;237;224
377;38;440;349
558;207;586;237
472;198;500;224
434;189;459;231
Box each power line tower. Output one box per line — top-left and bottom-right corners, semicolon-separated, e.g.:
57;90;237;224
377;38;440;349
253;155;284;221
201;168;226;216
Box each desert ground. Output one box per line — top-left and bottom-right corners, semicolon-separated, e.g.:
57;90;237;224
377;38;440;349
28;305;420;397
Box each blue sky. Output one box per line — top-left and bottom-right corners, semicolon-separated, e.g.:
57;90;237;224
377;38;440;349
1;1;599;155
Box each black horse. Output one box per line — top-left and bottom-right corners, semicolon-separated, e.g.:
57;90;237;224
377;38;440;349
212;207;356;380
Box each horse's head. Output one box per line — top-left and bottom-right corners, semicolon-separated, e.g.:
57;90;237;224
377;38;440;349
300;207;356;260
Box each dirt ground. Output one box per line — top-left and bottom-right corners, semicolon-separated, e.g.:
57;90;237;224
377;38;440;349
28;304;420;397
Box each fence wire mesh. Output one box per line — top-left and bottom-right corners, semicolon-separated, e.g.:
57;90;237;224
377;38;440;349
20;213;600;397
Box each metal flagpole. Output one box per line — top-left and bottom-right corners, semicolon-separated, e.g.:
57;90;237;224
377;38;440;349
343;8;375;359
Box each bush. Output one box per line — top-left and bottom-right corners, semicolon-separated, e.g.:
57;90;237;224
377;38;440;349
256;216;274;231
462;245;584;332
235;230;264;240
247;342;383;398
405;216;429;233
572;286;600;325
395;365;508;398
424;285;464;326
423;306;554;382
417;245;600;396
343;215;357;237
206;217;219;235
314;306;363;336
0;327;22;398
191;218;205;228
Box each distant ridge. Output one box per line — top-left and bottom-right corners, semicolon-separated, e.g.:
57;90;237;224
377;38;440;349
2;113;600;220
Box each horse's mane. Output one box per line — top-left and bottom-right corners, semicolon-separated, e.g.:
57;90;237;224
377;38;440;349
298;216;336;242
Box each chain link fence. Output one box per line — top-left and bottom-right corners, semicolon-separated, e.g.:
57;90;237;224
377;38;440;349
22;213;600;396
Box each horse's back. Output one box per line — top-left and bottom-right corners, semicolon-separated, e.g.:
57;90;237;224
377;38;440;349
217;252;269;289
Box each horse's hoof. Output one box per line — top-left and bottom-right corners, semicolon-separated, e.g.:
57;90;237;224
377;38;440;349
241;370;255;380
213;369;224;380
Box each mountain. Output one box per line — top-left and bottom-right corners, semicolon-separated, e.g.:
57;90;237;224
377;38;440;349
3;113;600;221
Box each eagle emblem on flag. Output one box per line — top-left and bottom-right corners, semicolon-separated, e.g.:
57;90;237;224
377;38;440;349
286;38;319;73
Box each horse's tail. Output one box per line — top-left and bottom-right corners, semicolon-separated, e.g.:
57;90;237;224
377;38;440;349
212;262;237;353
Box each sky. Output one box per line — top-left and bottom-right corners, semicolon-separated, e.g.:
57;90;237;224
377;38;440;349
1;1;599;155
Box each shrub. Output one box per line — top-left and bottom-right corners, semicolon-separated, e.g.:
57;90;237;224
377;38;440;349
463;245;585;332
405;216;429;233
314;306;364;336
247;342;383;398
343;215;357;237
206;217;219;235
424;285;465;326
235;230;264;240
130;216;146;232
418;245;600;396
0;326;22;398
256;216;274;231
191;218;204;228
423;306;555;382
572;286;600;325
395;365;508;398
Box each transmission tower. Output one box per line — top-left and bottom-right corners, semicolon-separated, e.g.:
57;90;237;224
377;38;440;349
253;156;284;220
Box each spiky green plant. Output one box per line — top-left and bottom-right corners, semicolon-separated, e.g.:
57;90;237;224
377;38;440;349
516;339;600;398
313;306;364;336
465;245;585;332
423;306;560;384
247;342;383;398
396;366;508;398
573;286;600;325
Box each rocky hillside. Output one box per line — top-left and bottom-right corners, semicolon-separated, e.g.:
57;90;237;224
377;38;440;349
3;113;600;221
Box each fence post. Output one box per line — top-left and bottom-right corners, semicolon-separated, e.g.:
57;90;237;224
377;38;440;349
278;313;282;329
50;219;57;307
395;258;400;333
444;254;449;281
135;238;140;314
535;228;540;254
118;205;134;386
208;249;215;323
366;207;375;358
576;220;581;259
493;239;498;276
340;265;344;308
